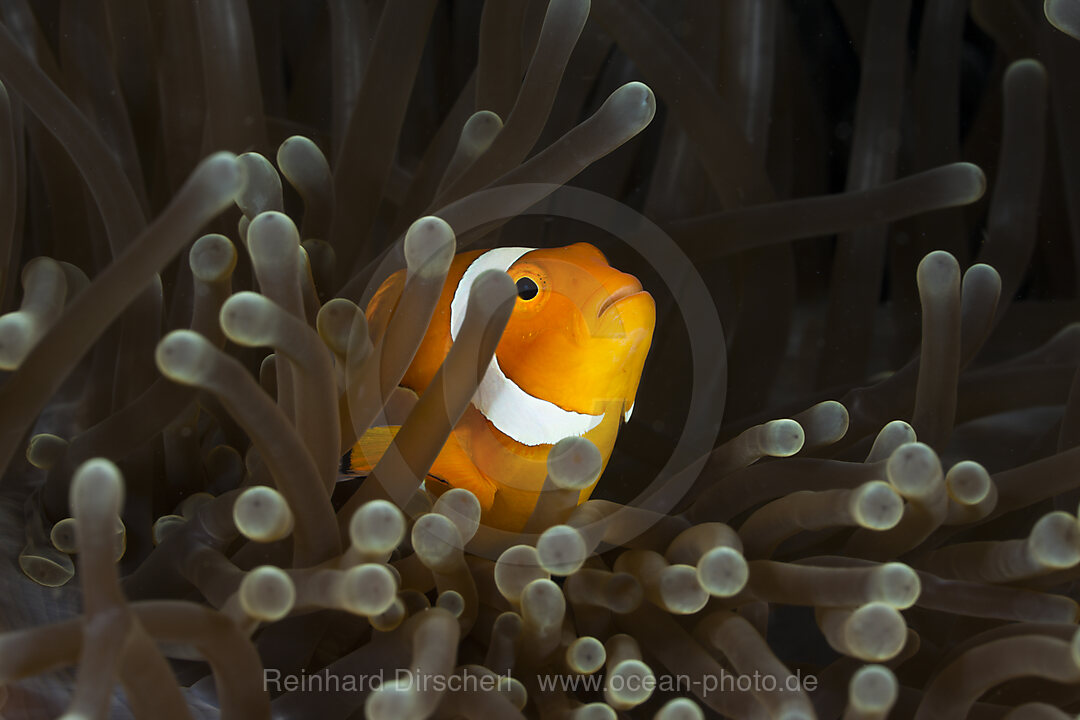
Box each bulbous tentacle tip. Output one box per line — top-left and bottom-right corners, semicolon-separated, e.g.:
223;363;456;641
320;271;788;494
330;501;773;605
403;216;456;275
763;419;805;457
71;458;124;518
0;312;33;370
219;291;277;346
342;564;398;616
547;436;603;489
1045;0;1080;40
434;488;482;544
234;486;294;543
240;566;295;622
698;546;748;598
874;563;921;609
466;269;519;325
18;546;75;588
189;234;237;283
917;251;961;295
349;499;407;556
155;329;215;385
953;161;988;201
464;109;503;135
537;524;587;576
852;481;904;531
849;664;898;714
247;210;301;256
655;697;705;720
612;81;657;126
885;442;943;499
277;134;310;154
1006;57;1049;84
235;152;283;216
195;151;243;195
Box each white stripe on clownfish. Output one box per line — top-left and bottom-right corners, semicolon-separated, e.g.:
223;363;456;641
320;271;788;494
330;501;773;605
449;247;605;447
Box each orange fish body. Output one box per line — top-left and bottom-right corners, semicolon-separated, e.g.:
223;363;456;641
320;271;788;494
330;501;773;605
350;243;655;532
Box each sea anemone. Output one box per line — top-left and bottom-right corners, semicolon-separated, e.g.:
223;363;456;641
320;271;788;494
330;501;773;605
1;1;1080;718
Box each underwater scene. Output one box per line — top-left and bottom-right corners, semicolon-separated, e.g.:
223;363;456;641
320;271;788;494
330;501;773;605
1;0;1080;718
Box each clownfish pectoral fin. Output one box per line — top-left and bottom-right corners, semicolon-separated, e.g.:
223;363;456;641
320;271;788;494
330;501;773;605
425;433;497;511
341;426;497;512
342;425;401;476
346;388;419;469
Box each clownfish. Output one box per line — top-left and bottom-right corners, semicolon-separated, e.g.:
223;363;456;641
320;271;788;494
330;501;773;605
346;243;655;532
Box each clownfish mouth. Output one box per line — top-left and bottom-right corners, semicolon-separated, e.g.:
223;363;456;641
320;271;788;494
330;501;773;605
596;279;644;318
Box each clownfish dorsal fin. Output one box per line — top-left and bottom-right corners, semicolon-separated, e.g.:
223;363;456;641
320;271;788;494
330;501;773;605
343;426;497;511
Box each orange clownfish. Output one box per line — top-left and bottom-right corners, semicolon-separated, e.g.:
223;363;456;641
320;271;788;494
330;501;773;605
346;243;655;532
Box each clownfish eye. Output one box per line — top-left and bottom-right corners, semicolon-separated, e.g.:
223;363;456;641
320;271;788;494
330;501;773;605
515;276;539;300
